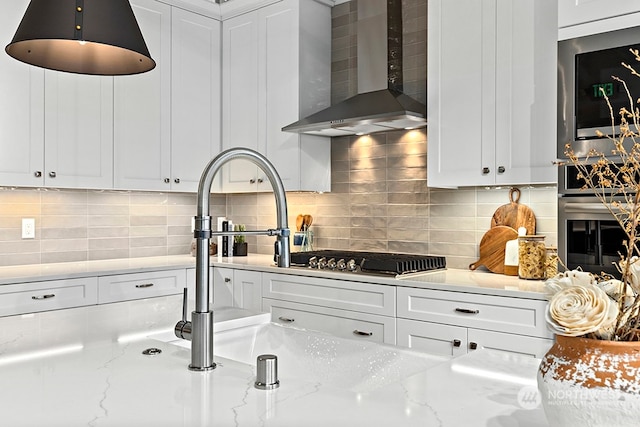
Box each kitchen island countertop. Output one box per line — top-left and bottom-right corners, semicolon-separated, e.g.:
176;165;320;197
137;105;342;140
0;296;549;427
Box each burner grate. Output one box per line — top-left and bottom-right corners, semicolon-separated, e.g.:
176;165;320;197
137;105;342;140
290;250;446;275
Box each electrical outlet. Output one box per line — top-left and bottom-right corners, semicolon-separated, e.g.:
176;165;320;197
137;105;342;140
22;218;35;239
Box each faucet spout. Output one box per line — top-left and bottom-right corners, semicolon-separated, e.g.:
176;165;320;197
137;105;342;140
178;147;290;371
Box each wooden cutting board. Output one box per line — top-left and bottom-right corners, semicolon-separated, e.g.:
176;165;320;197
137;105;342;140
469;226;518;274
490;187;536;235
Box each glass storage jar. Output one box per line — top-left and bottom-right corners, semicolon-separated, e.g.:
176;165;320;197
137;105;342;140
518;235;546;280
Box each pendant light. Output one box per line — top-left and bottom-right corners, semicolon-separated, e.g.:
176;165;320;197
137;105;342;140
5;0;155;76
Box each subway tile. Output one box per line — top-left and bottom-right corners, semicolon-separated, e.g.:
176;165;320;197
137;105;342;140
41;239;88;252
41;251;87;264
88;226;129;239
41;227;87;240
88;249;129;261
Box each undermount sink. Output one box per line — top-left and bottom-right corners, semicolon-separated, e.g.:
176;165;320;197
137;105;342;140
154;308;447;392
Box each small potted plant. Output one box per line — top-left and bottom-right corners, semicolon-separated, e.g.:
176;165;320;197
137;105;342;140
233;224;248;256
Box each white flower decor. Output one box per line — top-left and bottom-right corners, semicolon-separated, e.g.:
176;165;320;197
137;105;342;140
545;273;619;340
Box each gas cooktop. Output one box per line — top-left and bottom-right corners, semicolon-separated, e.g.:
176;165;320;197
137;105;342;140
290;250;446;276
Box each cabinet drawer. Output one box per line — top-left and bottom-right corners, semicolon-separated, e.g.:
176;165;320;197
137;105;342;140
0;277;98;316
262;273;395;316
397;287;552;338
263;298;396;345
98;269;186;304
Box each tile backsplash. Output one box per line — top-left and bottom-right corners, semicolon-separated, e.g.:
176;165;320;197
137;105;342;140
0;128;557;270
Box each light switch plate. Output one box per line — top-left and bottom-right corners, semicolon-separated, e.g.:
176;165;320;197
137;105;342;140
22;218;35;239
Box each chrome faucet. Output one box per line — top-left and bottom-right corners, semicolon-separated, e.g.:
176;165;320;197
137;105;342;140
174;147;290;371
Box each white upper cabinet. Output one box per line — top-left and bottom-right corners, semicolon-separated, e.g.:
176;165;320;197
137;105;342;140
0;0;44;187
113;0;172;191
559;0;640;39
221;0;331;193
1;0;112;189
113;0;222;192
44;73;114;189
427;0;557;188
171;8;222;192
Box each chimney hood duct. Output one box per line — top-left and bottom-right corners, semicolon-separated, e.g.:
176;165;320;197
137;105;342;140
282;0;426;137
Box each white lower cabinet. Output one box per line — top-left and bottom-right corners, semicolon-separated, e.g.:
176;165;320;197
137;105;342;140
261;273;396;344
396;287;553;358
263;298;396;345
397;318;553;359
211;267;262;312
0;277;98;317
97;269;186;304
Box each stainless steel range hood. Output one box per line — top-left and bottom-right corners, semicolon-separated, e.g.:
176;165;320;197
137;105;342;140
282;0;426;137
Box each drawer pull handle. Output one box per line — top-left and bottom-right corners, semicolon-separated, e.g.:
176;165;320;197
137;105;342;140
278;316;294;323
135;283;154;288
353;330;373;337
32;294;55;300
455;308;479;315
469;342;478;350
452;339;462;347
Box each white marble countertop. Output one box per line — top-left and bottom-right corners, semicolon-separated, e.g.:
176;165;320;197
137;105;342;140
0;253;547;299
0;296;550;426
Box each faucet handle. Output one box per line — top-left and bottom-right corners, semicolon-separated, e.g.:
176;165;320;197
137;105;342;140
181;287;188;322
175;287;192;340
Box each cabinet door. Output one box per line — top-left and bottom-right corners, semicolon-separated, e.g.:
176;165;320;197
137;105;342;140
397;318;466;358
171;9;222;192
494;0;556;185
232;270;263;312
221;11;263;192
261;1;298;190
44;72;113;188
467;328;553;358
210;267;235;308
0;0;44;187
113;0;171;191
427;0;494;187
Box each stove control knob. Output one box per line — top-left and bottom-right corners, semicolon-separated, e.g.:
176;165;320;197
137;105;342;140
336;259;347;271
317;257;328;269
308;256;318;269
327;258;337;270
346;259;358;272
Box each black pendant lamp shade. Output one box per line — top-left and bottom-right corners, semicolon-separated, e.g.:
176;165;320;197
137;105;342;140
5;0;155;75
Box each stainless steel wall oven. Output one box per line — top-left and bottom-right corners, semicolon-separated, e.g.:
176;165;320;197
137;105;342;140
557;26;640;277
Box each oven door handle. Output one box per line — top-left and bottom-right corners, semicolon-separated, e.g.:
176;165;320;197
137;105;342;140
562;202;622;213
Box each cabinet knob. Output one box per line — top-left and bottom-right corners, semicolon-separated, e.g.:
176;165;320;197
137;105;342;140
481;167;490;175
164;178;170;184
224;277;231;283
497;166;506;173
257;178;263;184
174;178;180;184
452;339;462;347
34;171;42;178
249;178;256;184
469;342;478;350
49;171;56;178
